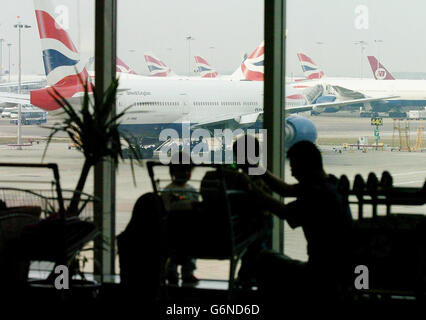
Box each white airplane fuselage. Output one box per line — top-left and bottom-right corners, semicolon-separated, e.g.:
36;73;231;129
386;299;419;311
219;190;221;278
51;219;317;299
94;75;309;136
309;78;426;107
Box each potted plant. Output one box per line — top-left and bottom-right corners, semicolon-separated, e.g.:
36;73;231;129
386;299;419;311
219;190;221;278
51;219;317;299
24;74;142;298
43;75;142;215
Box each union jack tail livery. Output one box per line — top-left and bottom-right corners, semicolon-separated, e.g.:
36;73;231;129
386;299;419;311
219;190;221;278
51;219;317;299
194;56;218;78
144;53;174;77
297;53;325;80
116;57;138;75
232;41;264;81
31;0;90;111
367;56;395;80
87;56;138;75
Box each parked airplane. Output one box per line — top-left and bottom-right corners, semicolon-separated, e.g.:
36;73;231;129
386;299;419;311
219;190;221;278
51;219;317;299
116;57;138;75
194;56;218;78
144;53;218;79
297;53;324;80
144;53;175;77
0;1;393;146
232;41;264;81
367;56;395;80
295;52;426;112
317;62;426;110
0;75;47;93
87;56;138;75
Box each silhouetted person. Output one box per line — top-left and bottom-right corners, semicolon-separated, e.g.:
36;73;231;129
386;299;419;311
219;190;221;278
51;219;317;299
162;152;199;285
117;192;167;309
200;134;272;287
232;134;272;287
247;141;353;305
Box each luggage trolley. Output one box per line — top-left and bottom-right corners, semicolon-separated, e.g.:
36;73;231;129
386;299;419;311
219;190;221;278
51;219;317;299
0;163;99;291
147;161;269;297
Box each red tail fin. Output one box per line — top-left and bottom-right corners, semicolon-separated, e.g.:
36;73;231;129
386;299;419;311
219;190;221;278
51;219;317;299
367;56;395;80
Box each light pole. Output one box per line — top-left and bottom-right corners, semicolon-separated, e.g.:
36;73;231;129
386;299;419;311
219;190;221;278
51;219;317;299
14;17;31;150
208;45;215;68
374;39;383;71
164;47;173;72
185;35;195;76
315;41;325;76
7;43;11;82
0;38;4;77
354;40;368;79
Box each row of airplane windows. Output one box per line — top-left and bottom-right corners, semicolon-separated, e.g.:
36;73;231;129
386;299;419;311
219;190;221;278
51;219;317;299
134;101;260;107
194;101;259;106
135;101;180;106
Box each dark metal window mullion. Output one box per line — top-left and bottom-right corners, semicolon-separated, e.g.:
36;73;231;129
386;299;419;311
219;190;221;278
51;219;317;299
264;0;286;254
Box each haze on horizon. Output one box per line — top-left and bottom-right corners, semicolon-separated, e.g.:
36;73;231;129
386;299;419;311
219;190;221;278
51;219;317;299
0;0;425;79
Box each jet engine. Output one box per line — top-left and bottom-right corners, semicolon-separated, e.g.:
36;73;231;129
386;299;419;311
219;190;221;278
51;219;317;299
285;115;317;150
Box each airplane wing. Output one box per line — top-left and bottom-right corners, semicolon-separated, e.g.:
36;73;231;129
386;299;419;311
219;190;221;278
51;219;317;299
330;85;366;99
0;92;30;105
287;95;399;114
0;80;46;89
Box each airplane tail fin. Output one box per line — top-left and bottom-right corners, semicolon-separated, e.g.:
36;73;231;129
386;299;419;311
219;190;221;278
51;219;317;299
34;0;88;87
367;56;395;80
194;56;218;78
116;57;138;75
86;56;138;75
144;53;174;77
296;52;324;80
31;0;90;111
231;41;264;81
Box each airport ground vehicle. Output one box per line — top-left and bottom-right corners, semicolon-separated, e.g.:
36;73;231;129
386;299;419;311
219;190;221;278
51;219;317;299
408;110;426;119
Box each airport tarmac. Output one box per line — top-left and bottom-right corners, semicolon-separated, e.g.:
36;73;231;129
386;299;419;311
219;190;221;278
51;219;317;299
0;115;425;280
1;114;424;146
310;114;426;146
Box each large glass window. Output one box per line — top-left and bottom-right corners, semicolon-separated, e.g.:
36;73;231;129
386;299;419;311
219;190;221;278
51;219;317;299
116;0;264;280
3;0;424;286
285;0;426;261
0;0;95;276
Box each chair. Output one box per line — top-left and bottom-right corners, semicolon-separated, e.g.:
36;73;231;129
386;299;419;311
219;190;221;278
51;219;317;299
0;163;99;288
348;172;426;300
147;161;269;297
0;205;41;287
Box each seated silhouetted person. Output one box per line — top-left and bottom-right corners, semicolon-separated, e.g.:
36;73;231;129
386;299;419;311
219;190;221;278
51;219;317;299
247;141;353;304
162;152;199;285
117;191;167;305
118;151;201;301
